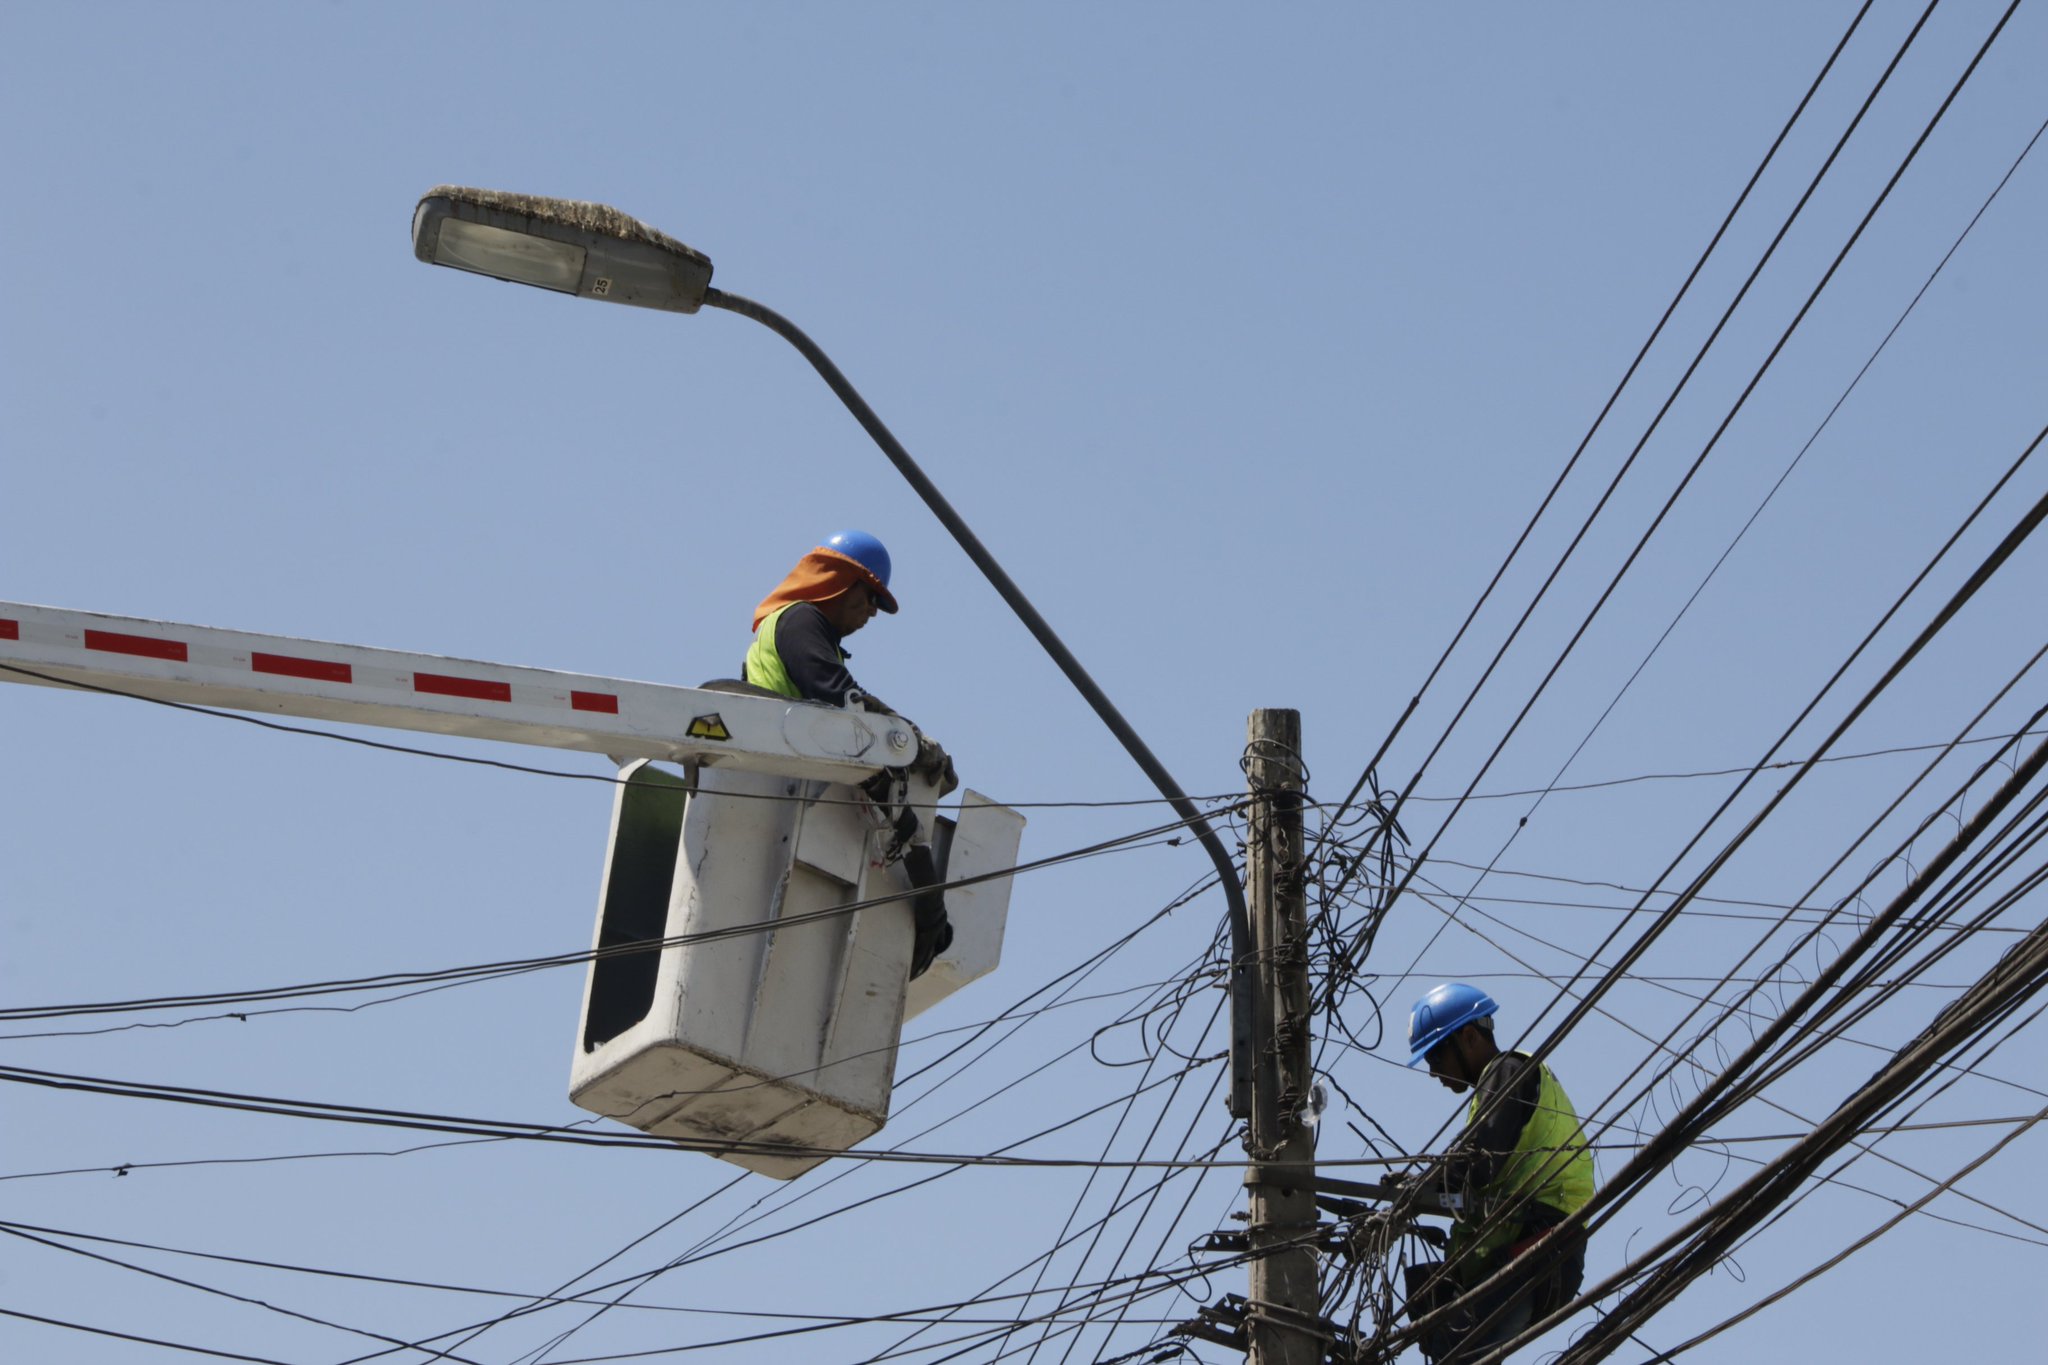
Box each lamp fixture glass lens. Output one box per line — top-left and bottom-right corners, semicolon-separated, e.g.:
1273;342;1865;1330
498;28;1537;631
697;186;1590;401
433;218;587;292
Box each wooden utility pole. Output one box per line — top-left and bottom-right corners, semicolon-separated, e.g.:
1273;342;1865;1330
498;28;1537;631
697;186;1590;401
1244;708;1322;1365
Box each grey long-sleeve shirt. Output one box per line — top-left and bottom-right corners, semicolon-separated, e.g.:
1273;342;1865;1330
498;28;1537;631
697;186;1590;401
761;601;863;706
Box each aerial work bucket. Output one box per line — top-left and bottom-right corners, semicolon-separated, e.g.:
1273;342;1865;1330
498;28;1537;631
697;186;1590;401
568;758;1024;1178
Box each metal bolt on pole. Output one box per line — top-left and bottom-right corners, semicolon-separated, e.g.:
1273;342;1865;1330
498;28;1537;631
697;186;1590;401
1244;708;1321;1365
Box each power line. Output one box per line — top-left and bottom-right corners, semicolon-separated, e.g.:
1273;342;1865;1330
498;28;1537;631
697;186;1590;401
0;1222;496;1365
1319;0;1940;1002
0;807;1208;1025
322;880;1231;1362
1545;675;2048;1185
336;1081;1249;1365
1410;90;2048;944
1304;0;1880;880
1653;1103;2048;1359
1550;867;2048;1359
1346;83;2048;1106
529;999;1229;1365
0;1306;300;1365
0;1059;1258;1170
1574;726;2048;1220
32;1222;1206;1337
998;994;1228;1365
1392;726;2048;804
1388;860;2048;1251
1516;421;2048;1076
429;878;1232;1365
1367;647;2048;1195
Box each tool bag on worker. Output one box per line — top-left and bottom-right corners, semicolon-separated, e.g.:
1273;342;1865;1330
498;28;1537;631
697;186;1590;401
1404;1210;1587;1361
1403;1261;1463;1362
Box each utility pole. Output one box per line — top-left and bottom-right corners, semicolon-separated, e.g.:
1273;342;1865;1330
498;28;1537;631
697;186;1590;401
1244;708;1321;1365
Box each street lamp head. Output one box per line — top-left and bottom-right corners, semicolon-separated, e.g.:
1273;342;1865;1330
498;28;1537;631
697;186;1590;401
412;186;713;314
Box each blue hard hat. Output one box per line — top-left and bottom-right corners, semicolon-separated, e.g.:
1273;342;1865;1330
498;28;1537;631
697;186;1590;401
823;529;897;613
1407;982;1498;1067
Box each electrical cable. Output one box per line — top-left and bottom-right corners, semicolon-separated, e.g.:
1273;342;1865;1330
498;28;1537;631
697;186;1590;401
1576;729;2048;1230
0;1058;1259;1172
1515;419;2046;1083
1319;0;1943;1006
0;1306;299;1365
0;1222;496;1365
452;882;1230;1365
1021;994;1230;1365
1351;785;2039;1358
0;806;1212;1024
1391;862;2048;1248
1545;908;2048;1363
897;1080;1230;1365
1431;752;2048;1351
1360;441;2048;1310
1450;862;2048;1364
526;992;1228;1365
1383;96;2048;995
1302;0;1878;886
13;1215;1241;1340
1423;855;2036;932
1535;672;2048;1192
1075;1067;1238;1358
1653;1104;2048;1359
1391;726;2048;803
321;1064;1236;1365
356;883;1235;1362
1717;998;2048;1269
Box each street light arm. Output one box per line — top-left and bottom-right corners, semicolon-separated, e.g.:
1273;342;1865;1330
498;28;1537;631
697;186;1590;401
703;285;1256;1119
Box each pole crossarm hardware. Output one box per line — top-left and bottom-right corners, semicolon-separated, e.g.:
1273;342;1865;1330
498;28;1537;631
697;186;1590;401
0;601;919;783
1271;1168;1466;1217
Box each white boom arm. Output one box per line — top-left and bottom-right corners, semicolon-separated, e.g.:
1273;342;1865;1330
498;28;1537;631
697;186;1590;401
0;601;918;782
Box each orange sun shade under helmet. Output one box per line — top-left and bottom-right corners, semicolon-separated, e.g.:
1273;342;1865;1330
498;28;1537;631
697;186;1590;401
752;547;900;632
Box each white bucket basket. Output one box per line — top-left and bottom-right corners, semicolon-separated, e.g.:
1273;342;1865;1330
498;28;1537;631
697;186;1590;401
569;759;1023;1178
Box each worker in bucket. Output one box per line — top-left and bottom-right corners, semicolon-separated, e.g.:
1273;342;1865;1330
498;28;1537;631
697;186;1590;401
742;530;953;978
1402;983;1593;1363
745;528;901;712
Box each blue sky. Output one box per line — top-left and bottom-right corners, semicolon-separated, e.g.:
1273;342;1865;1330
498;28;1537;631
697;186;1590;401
4;3;2046;1362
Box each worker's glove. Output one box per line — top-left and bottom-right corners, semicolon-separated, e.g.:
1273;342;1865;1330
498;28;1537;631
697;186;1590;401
903;844;954;980
915;734;960;799
848;688;895;717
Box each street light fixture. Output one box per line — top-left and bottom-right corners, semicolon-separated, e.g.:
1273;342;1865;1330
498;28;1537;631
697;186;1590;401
412;185;1260;1120
413;186;712;312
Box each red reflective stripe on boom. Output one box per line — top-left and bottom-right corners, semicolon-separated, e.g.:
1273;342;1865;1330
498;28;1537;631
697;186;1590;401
414;672;512;703
571;691;619;714
0;619;17;641
84;630;188;662
252;652;353;684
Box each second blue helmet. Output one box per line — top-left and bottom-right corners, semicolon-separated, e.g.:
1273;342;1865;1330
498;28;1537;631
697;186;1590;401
1407;982;1498;1066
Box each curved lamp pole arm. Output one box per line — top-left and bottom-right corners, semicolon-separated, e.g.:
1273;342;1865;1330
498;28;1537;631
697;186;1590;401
704;285;1256;1121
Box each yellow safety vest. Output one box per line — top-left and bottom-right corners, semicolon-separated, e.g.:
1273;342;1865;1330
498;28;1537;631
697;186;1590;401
1449;1052;1595;1273
744;603;842;701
